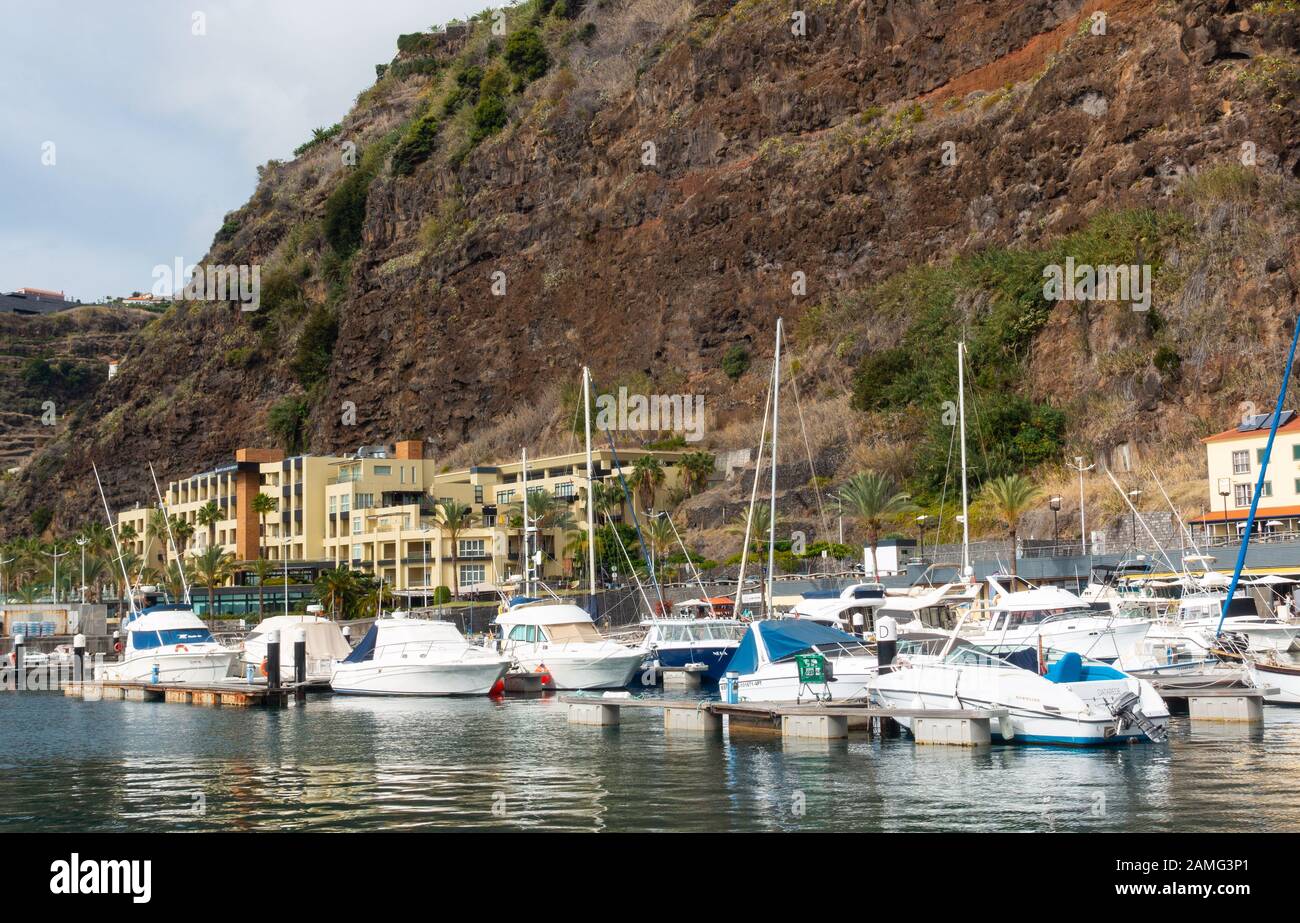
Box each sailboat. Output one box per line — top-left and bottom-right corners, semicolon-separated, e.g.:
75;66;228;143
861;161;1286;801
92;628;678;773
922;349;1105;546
867;343;1168;744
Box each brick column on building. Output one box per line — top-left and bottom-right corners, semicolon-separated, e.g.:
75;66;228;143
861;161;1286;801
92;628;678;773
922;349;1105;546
233;448;284;561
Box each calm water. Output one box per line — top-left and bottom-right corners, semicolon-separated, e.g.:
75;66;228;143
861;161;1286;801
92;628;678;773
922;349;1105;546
2;691;1300;832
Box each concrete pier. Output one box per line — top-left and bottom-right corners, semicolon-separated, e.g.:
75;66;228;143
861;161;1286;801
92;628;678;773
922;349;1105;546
566;700;621;726
912;715;992;746
663;705;721;734
1188;691;1269;723
781;714;848;740
661;665;706;691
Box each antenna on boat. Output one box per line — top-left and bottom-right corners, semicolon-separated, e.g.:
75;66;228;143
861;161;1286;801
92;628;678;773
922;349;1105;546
1147;465;1207;571
148;461;191;605
1103;467;1180;575
659;510;711;608
92;461;139;621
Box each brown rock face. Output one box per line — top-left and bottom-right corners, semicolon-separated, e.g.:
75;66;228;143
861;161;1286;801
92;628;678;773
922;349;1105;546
2;0;1297;534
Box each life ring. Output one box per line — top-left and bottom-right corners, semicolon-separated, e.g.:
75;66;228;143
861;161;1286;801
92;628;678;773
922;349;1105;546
259;658;269;677
175;644;189;653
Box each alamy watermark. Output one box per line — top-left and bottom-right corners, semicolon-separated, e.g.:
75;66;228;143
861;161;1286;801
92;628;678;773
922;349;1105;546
152;257;261;311
595;387;705;443
1042;257;1152;312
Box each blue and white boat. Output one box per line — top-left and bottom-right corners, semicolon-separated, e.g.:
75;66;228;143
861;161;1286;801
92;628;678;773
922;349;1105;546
101;602;237;684
871;644;1169;746
726;618;879;703
640;602;746;683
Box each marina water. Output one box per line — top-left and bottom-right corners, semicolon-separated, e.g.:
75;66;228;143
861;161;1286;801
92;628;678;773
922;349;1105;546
4;691;1300;832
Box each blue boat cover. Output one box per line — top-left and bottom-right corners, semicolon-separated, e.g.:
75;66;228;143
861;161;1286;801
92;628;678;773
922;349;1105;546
725;619;862;675
507;595;542;608
344;623;378;663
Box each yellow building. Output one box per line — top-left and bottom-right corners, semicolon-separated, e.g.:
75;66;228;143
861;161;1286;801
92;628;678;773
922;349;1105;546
1193;411;1300;540
118;440;691;596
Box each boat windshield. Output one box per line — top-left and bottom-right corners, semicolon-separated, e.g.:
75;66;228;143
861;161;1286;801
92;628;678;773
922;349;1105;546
773;640;873;663
131;627;214;650
997;607;1093;627
944;646;1017;668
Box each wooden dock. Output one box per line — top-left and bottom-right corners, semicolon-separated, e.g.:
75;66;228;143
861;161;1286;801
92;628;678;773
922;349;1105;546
558;695;1011;745
64;679;300;707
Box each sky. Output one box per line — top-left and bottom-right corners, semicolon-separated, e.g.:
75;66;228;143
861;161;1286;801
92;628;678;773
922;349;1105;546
0;0;489;303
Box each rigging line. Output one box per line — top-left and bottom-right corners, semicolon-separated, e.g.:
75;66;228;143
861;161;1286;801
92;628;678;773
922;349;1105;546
733;363;775;619
1147;465;1205;565
932;405;959;560
605;511;655;616
1103;467;1180;575
780;326;829;538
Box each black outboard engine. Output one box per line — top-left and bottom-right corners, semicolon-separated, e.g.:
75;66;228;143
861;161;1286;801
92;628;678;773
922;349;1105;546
1111;690;1168;743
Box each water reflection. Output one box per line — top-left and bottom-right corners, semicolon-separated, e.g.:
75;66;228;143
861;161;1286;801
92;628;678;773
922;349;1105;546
2;692;1300;831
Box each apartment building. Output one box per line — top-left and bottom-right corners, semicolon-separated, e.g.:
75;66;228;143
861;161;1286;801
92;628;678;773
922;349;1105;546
118;440;690;595
1193;411;1300;539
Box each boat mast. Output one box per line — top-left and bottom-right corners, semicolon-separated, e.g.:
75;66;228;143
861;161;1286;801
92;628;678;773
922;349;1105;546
766;317;782;618
583;366;597;602
957;341;970;580
521;446;531;597
149;461;191;605
93;462;139;620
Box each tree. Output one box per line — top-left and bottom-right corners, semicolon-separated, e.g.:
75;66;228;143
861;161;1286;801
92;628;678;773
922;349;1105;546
161;560;192;602
726;504;779;553
503;27;550;82
248;557;276;621
679;452;716;496
435;500;478;599
628;456;665;513
643;515;676;577
267;395;310;453
171;516;194;556
979;474;1041;576
251;492;278;558
146;507;172;568
314;566;358;619
835;471;916;579
192;546;234;618
196;501;222;553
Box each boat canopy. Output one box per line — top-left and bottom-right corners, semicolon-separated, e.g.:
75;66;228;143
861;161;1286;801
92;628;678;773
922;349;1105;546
727;619;862;674
344;624;378;663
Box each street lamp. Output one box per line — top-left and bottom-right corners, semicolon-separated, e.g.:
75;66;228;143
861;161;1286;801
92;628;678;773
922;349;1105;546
1067;456;1094;556
915;514;929;559
0;554;13;602
44;546;69;604
1049;496;1062;548
75;535;89;604
420;524;431;609
1128;489;1143;546
1217;477;1232;545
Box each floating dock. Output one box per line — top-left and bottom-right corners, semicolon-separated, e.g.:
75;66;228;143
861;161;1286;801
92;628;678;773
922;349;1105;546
559;695;1010;745
63;679;307;707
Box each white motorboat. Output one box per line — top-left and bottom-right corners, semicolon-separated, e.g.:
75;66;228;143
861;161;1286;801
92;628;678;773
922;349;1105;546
99;605;238;684
962;578;1150;663
876;580;980;633
1149;591;1300;655
1247;659;1300;705
330;613;511;696
493;601;644;690
725;618;879;703
787;582;889;634
872;644;1170;746
240;614;351;682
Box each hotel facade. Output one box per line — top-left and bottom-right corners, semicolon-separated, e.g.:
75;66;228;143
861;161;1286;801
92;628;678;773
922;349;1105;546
1193;411;1300;540
117;440;690;596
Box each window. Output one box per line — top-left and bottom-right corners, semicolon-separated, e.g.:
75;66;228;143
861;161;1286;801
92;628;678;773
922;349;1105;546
1258;448;1268;464
352;518;363;534
497;489;515;504
482;510;496;527
328;496;337;514
474;485;483;504
555;482;574;498
350;544;362;561
460;563;485;586
1232;451;1250;475
400;467;405;484
508;625;531;642
374;465;391;476
459;539;485;557
1293;444;1300;461
1235;483;1253;506
340;495;351;513
1262;481;1273;498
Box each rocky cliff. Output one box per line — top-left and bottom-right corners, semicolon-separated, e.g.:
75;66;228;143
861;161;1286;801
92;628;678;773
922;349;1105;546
2;0;1297;537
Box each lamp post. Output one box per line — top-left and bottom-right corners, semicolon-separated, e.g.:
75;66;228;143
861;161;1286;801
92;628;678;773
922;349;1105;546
915;514;929;559
1217;477;1232;546
1067;456;1094;556
1049;496;1062;550
76;536;89;604
420;524;430;608
282;536;292;619
44;547;69;604
0;555;13;602
1128;489;1143;547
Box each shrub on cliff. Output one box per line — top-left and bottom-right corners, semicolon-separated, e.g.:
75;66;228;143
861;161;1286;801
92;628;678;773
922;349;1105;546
392;111;440;176
722;345;750;380
504;28;550;82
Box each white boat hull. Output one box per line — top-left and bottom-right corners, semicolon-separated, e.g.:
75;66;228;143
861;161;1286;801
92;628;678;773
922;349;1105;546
513;651;643;690
968;618;1150;662
99;649;238;684
736;656;877;703
1250;663;1300;705
330;659;510;696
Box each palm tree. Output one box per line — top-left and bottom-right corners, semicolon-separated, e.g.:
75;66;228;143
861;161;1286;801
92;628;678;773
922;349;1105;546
315;567;357;619
81;555;110;603
628;456;665;512
117;522;137;551
435;500;478;599
196;501;222;553
836;470;916;579
251;492;277;557
192;545;234;619
171;516;195;557
726;504;779;552
679;451;716;496
359;578;395;619
248;557;276;621
643;514;676;577
161;559;192;602
979;474;1041;576
590;481;625;519
146;507;172;568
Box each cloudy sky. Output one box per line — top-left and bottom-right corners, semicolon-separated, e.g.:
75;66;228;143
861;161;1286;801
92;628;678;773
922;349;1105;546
0;0;488;302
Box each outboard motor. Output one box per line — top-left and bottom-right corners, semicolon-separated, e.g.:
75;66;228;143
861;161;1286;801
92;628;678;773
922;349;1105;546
1111;690;1167;742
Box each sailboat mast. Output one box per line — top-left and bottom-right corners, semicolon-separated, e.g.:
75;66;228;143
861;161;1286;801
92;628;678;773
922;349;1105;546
93;462;138;620
521;447;530;597
583;367;596;601
957;341;971;579
149;461;191;605
766;317;782;617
